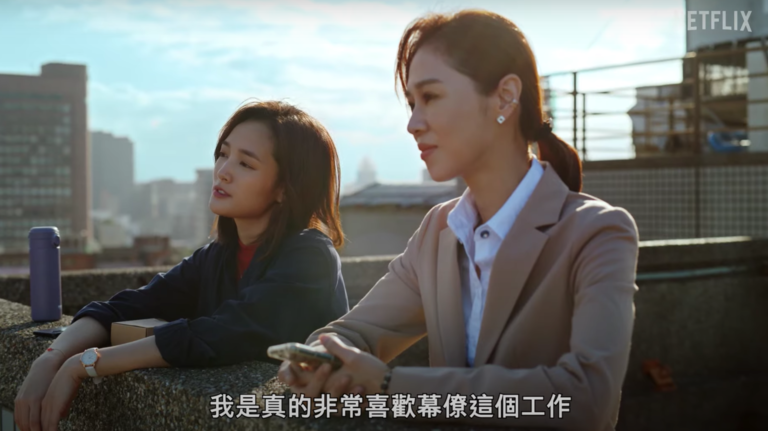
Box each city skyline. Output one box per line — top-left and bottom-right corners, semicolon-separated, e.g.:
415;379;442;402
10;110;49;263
0;0;686;184
0;63;90;252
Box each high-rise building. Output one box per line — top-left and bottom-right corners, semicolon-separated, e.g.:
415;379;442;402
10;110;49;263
0;63;90;252
91;131;134;215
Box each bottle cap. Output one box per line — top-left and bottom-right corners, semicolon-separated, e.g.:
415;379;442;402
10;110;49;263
28;226;60;241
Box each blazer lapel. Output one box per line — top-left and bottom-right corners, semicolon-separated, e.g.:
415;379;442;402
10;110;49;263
436;226;467;367
473;162;570;366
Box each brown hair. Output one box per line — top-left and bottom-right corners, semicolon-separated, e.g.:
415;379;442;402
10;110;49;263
395;9;582;192
210;100;344;258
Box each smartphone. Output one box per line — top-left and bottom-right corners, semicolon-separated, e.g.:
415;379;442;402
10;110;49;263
33;326;67;338
267;342;342;370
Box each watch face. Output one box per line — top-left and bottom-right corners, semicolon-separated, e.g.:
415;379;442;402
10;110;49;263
82;350;97;365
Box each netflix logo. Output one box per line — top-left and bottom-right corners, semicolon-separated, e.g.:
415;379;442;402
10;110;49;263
687;11;753;32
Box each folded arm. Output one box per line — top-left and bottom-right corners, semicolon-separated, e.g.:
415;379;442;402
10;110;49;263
71;245;207;333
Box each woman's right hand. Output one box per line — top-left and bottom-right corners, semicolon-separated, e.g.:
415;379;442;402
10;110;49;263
277;338;366;399
277;343;332;389
15;351;67;431
278;342;355;397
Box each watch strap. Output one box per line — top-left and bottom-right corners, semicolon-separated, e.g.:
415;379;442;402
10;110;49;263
85;365;98;377
81;348;100;378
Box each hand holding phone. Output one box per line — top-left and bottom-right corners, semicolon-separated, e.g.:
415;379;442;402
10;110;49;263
267;342;342;370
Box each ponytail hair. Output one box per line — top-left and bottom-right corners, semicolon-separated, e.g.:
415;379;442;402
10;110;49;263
534;120;583;192
395;9;583;192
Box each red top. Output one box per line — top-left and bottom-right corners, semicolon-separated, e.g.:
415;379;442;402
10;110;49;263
237;239;259;279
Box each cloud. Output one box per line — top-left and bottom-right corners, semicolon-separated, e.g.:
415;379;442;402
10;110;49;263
25;0;418;140
16;0;687;179
523;2;684;75
26;0;418;68
89;80;279;108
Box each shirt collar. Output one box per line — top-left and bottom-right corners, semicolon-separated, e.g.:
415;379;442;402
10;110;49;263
447;155;544;244
447;186;478;247
485;155;544;241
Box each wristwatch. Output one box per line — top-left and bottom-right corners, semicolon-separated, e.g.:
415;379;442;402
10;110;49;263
80;348;101;378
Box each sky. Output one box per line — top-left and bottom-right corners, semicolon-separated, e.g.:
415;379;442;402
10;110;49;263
0;0;686;186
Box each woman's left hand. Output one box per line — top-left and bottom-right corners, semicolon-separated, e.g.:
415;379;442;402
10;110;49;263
40;355;86;431
289;334;390;398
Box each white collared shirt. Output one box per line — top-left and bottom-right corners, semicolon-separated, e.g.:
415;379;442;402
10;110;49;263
446;156;544;366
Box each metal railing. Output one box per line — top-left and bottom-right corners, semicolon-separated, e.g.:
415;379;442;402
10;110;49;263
541;41;768;162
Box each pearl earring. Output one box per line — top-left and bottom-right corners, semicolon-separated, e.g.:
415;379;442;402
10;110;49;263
512;98;518;104
497;115;506;124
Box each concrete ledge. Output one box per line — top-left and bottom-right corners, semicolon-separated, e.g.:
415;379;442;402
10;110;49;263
3;298;768;431
0;299;526;431
636;237;768;272
3;238;767;316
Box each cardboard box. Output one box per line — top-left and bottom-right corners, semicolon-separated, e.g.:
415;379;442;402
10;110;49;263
111;318;167;346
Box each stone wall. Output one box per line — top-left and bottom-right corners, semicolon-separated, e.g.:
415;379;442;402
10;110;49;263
0;299;503;431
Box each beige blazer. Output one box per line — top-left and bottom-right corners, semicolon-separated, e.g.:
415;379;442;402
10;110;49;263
307;160;639;431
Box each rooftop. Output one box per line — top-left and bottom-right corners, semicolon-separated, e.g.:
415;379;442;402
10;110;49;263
340;182;458;208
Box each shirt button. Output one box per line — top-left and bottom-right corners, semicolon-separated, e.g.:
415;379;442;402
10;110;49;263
480;230;490;239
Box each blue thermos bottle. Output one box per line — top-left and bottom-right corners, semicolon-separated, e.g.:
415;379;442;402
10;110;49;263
28;227;62;321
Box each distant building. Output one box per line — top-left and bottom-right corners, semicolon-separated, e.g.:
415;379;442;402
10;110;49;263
625;0;768;155
339;182;460;256
342;157;378;196
683;0;768;151
0;63;90;252
194;169;215;246
91;131;134;215
628;83;694;155
685;0;767;53
92;211;132;248
130;179;197;247
357;157;377;187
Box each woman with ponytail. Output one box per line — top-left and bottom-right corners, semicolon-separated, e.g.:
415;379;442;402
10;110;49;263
279;10;639;431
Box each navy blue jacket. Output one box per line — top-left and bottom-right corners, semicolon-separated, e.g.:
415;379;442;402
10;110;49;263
72;229;349;367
